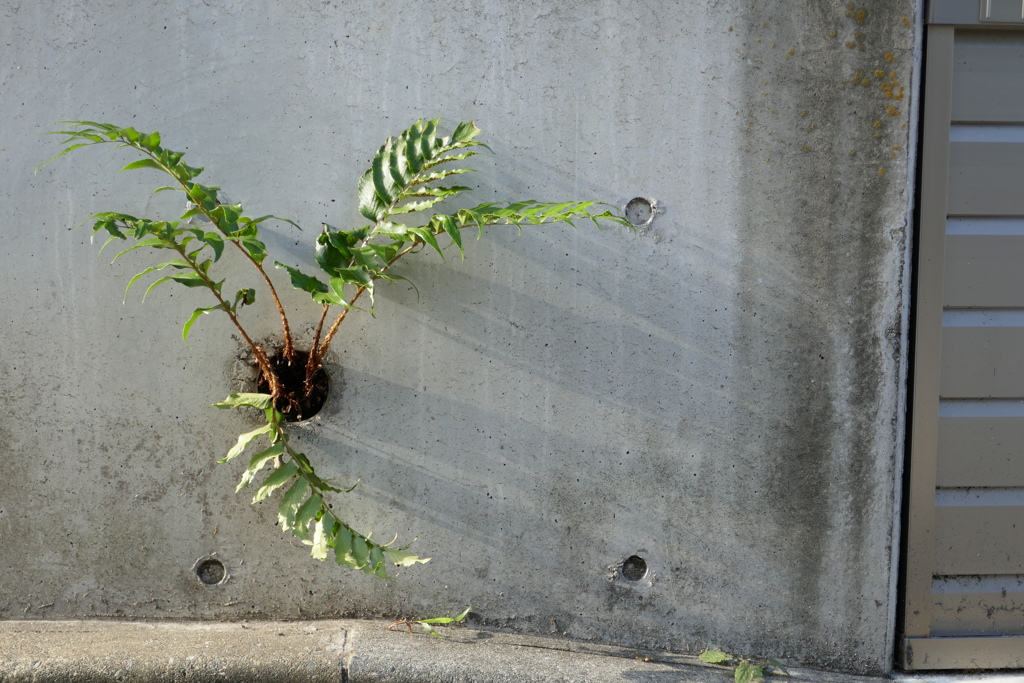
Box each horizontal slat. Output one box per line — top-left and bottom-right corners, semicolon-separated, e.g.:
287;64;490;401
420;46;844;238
941;399;1024;417
952;33;1024;122
945;235;1024;306
938;418;1024;486
939;417;1024;486
932;591;1024;636
904;635;1024;670
934;505;1024;574
947;217;1024;235
941;328;1024;397
948;143;1024;215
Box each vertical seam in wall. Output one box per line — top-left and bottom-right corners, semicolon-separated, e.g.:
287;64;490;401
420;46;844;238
339;628;350;683
886;0;927;671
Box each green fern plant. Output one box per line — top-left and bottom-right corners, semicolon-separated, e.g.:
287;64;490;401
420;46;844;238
40;118;628;577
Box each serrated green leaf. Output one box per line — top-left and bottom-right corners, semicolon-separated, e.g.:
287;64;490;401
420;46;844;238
182;303;226;346
405;120;425;174
409;227;443;258
418;606;470;625
311;513;331;560
275;261;329;297
166;271;208;288
277;478;311;531
315;231;349;276
363;545;387;577
119;158;164;173
218;424;272;463
434;215;464;258
111;238;171;263
239;236;268;264
372;138;399;206
385;548;430;567
699;650;731;665
293;494;323;543
122;260;190;303
214;392;275;410
388;134;411;189
237;443;285;492
420;118;439;160
334;524;356;567
200;231;225;261
140;130;161;151
734;661;763;683
451;120;481;143
389;195;449;216
351;534;369;569
141;276;173;302
358;169;386;222
766;659;790;676
252;459;298;502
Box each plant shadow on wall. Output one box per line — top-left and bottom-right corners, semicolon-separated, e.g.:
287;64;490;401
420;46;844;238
39;119;629;578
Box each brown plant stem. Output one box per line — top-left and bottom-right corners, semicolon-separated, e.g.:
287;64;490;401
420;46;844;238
163;235;282;399
304;304;330;398
142;149;297;363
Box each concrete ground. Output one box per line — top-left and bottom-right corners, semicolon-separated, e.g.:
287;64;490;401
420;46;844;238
0;619;887;682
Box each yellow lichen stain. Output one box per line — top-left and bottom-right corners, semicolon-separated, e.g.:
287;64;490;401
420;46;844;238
847;99;853;104
771;43;776;48
873;69;885;79
873;120;882;128
829;29;838;37
765;157;771;163
861;78;871;86
886;104;900;117
850;151;857;157
748;121;755;127
808;123;817;130
855;32;865;41
802;145;812;152
892;145;903;151
787;48;795;56
880;78;905;100
901;16;911;28
884;52;895;62
845;42;857;48
878;168;886;175
901;123;906;128
867;38;874;45
890;152;898;158
855;8;868;23
728;25;734;31
800;110;808;116
757;38;762;43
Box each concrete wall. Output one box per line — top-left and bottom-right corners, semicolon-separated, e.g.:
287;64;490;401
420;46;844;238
0;0;919;674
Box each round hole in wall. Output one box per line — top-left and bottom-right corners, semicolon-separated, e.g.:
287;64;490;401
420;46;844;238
194;557;227;585
624;197;657;227
621;555;648;582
